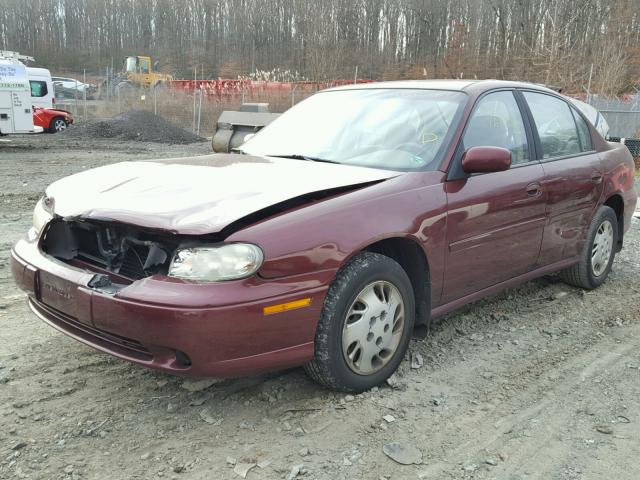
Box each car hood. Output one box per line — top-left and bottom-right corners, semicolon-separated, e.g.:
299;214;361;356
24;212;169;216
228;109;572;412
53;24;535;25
46;153;401;234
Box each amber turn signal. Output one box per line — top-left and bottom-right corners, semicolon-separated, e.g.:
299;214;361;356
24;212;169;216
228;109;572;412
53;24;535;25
263;298;312;315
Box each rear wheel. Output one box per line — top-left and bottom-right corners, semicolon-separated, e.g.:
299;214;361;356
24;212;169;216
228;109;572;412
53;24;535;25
559;206;618;289
304;252;415;392
49;117;68;133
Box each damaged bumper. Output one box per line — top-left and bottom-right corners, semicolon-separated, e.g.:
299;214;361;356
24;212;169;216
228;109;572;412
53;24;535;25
11;237;332;377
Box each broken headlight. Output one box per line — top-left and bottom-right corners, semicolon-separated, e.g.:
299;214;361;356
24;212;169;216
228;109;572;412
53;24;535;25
28;197;53;241
168;243;263;282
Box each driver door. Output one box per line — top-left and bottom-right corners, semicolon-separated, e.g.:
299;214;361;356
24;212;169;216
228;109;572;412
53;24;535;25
441;90;547;303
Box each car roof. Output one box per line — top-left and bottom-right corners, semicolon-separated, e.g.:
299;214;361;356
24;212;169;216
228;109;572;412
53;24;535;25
326;79;557;95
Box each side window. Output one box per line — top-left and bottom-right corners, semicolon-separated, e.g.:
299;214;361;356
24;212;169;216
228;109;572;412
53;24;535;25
572;108;593;152
463;91;529;165
30;80;48;98
523;92;581;159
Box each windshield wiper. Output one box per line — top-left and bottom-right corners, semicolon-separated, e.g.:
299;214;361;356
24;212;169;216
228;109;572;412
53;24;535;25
266;154;341;164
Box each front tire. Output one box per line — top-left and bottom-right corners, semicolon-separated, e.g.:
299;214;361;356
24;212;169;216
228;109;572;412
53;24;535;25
560;206;618;289
304;252;415;392
49;117;68;133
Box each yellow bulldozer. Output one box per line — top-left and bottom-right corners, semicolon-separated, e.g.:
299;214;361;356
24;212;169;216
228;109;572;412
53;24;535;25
102;55;173;96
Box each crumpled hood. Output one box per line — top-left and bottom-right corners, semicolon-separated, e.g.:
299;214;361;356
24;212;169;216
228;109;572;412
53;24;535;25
46;153;400;234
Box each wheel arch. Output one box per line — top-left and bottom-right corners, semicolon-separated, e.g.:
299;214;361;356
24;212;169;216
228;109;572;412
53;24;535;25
358;236;431;327
603;193;624;251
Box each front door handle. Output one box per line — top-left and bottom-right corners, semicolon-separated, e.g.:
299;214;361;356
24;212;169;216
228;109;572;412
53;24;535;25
526;183;542;197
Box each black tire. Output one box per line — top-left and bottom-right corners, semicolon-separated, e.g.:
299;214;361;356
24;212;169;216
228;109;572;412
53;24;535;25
48;117;68;133
559;206;618;289
304;252;415;392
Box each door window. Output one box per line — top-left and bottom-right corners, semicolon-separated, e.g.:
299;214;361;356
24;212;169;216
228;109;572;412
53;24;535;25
523;92;581;158
463;91;529;165
30;80;48;97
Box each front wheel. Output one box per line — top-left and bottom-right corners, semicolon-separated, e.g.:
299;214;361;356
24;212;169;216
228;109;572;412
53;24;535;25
304;252;415;392
49;117;68;133
559;205;618;289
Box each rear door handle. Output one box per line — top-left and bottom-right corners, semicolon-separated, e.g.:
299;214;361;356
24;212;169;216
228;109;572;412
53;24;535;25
591;173;603;184
526;183;542;197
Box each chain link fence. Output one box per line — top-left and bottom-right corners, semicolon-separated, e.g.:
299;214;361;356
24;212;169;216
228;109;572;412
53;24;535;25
52;81;640;171
586;94;640;139
54;82;320;141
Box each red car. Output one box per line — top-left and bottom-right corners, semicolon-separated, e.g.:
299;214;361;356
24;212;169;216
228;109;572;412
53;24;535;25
12;80;637;392
33;105;73;133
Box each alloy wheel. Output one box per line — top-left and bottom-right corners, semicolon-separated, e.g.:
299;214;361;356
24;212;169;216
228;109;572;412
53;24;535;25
53;119;67;132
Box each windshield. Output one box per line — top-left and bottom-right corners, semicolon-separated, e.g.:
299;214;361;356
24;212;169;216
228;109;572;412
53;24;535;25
241;89;467;171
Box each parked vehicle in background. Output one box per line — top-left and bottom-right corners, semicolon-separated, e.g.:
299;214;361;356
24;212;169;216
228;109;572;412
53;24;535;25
32;105;73;133
27;67;55;108
0;57;42;134
11;80;638;392
52;76;96;99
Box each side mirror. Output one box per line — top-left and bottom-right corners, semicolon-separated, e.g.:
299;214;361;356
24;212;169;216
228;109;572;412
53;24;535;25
461;146;512;174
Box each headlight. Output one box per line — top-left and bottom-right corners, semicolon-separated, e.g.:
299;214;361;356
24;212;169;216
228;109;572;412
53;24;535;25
27;197;53;241
168;243;264;282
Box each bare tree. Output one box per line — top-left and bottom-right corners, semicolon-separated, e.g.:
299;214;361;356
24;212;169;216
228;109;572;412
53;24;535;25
1;0;638;93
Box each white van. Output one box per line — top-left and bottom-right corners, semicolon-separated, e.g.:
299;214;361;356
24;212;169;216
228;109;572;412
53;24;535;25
0;59;41;134
27;67;55;108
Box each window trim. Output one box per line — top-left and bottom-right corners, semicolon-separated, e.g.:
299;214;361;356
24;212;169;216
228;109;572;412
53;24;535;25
447;88;539;181
516;88;596;163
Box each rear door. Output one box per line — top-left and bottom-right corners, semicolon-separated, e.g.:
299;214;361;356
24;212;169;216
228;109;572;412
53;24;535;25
0;91;13;133
519;91;604;264
442;90;547;303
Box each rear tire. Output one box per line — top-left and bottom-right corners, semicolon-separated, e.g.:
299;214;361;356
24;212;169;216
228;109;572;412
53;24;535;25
304;252;415;392
559;206;618;289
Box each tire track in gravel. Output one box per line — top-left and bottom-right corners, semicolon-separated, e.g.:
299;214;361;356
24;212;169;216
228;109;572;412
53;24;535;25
412;320;640;479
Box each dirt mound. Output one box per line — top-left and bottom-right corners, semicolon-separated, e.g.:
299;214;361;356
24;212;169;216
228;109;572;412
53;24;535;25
66;110;204;144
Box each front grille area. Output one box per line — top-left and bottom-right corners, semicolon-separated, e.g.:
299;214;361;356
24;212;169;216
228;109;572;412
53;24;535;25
30;298;153;360
118;244;151;280
41;219;174;281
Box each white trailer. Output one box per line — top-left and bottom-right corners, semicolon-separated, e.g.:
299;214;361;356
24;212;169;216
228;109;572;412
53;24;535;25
0;57;42;134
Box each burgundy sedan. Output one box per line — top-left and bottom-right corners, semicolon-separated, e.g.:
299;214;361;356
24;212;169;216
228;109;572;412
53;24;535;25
11;80;637;392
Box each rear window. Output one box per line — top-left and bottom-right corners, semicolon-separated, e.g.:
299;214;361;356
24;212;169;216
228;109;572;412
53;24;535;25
572;108;593;152
30;80;48;97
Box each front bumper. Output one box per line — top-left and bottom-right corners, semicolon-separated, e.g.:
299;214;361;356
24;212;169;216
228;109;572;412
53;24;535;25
11;238;333;377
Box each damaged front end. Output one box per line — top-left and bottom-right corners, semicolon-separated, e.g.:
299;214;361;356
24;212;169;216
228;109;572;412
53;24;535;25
36;178;391;291
41;219;180;286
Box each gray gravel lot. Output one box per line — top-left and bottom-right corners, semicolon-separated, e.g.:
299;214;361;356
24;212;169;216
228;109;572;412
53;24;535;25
1;134;639;480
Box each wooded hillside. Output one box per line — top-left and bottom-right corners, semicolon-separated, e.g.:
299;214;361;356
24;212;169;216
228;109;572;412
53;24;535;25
1;0;639;93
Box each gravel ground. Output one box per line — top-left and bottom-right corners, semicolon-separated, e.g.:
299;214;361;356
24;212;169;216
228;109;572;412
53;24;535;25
1;134;639;480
